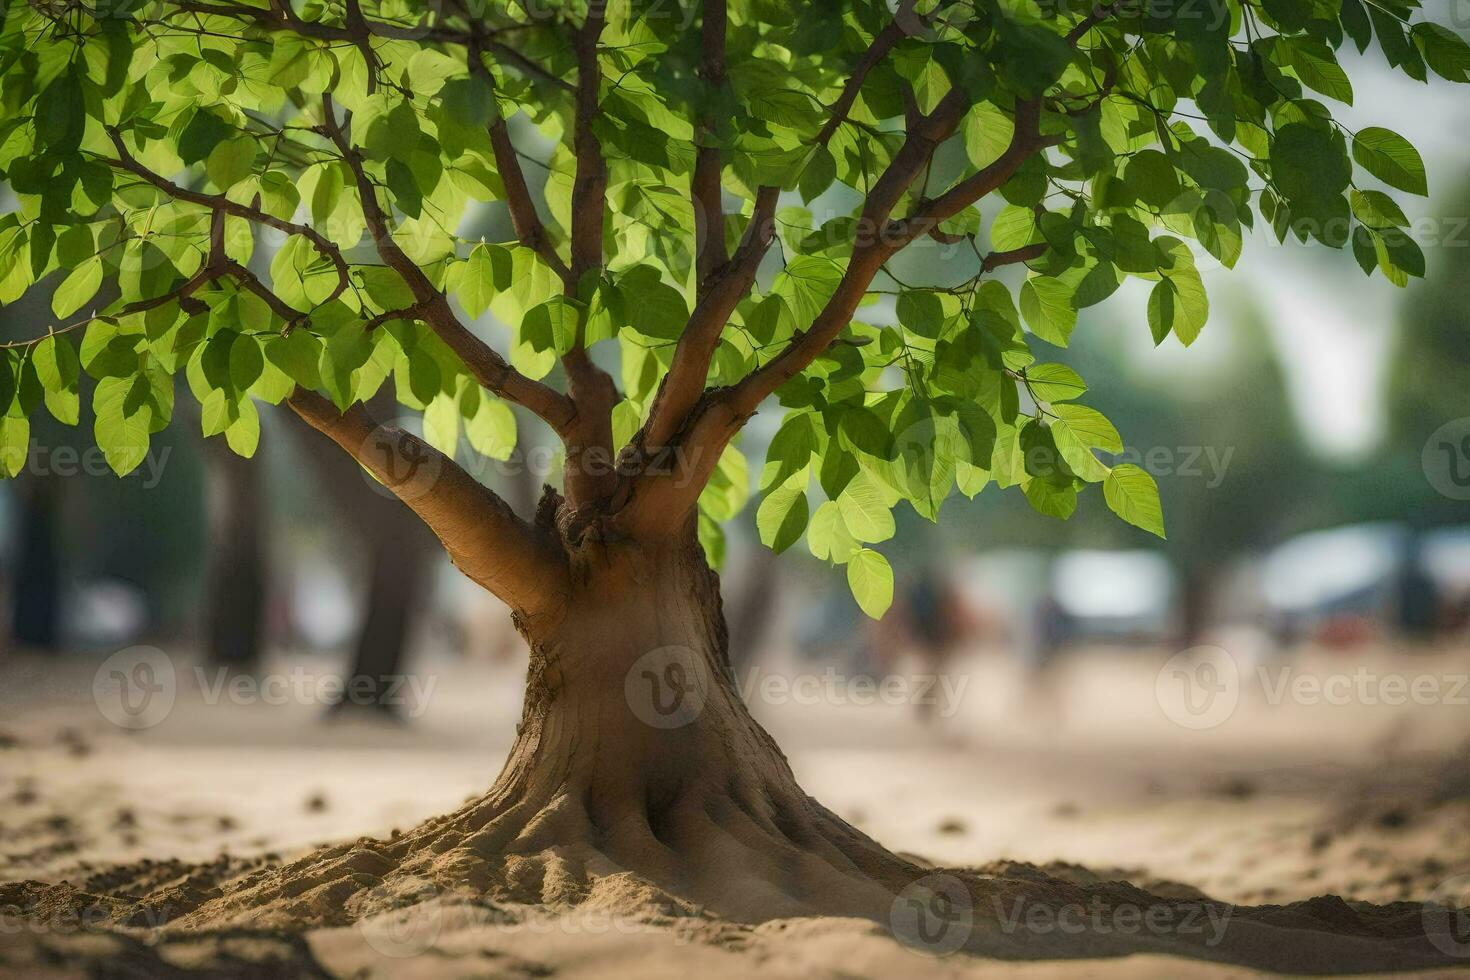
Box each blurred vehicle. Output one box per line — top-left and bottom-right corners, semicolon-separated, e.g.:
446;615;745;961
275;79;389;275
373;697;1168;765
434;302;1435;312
1261;523;1402;648
1049;550;1176;648
1259;522;1454;648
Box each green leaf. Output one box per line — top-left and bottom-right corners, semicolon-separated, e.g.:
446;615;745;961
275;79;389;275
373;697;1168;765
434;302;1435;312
52;256;103;319
265;332;322;388
1019;276;1076;346
522;296;583;356
456;245;498;318
1024;474;1077;519
1352;128;1428;196
846;548;893;619
836;475;895;543
207;137;258;191
33;334;81;425
807;500;859;562
1103;463;1165;538
93;376;151;476
1148;272;1208;346
1414;23;1470;83
757;474;809;554
464;391;516;460
1025;363;1086;402
229;332;264;390
0;416;29;478
1350;189;1409;229
224;397;260;457
1280;37;1353;104
1050;403;1122;452
423;391;459;457
200;388;233;437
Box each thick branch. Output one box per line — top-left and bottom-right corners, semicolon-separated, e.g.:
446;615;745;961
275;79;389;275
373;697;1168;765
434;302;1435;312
569;2;608;284
550;2;622;508
287;388;568;616
732;97;1042;417
692;0;729;292
169;0;467;43
485;116;572;285
613;92;1056;536
639;185;779;452
892;99;1046;239
318;96;577;434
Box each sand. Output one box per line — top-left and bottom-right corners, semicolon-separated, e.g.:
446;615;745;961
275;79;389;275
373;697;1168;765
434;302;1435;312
3;642;1470;976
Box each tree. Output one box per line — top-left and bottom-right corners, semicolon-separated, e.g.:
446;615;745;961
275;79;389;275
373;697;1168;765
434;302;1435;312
1;0;1466;930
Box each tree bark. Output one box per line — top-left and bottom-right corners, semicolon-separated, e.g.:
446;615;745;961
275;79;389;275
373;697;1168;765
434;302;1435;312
9;475;63;652
183;514;915;926
283;396;439;716
328;533;432;717
200;435;267;671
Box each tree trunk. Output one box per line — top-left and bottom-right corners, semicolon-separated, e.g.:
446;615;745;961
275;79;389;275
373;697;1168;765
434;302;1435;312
327;532;432;718
437;530;911;921
282;395;439;716
201;437;267;671
179;518;917;928
9;475;63;652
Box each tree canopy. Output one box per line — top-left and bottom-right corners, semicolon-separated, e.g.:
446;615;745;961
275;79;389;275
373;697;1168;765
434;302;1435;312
0;0;1465;617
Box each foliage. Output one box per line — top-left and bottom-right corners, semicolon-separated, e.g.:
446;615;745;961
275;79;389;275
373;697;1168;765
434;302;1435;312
0;0;1464;616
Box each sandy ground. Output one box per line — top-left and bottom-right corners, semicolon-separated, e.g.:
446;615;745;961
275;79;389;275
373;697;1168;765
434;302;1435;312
3;639;1470;976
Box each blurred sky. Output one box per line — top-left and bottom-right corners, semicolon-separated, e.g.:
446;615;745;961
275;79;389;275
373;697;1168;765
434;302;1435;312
1115;50;1470;462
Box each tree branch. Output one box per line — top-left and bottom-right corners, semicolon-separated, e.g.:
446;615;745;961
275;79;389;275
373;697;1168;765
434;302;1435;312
891;99;1047;240
287;388;568;617
637;185;778;453
169;0;468;44
486;114;574;285
317;95;577;435
609;88;1064;536
982;242;1048;273
551;2;622;508
692;0;729;293
569;1;608;284
814;3;913;147
729;97;1043;418
103;128;350;305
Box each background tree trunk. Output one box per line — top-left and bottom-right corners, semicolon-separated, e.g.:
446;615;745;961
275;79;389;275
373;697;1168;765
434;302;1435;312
200;437;267;672
9;475;64;652
283;395;438;716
